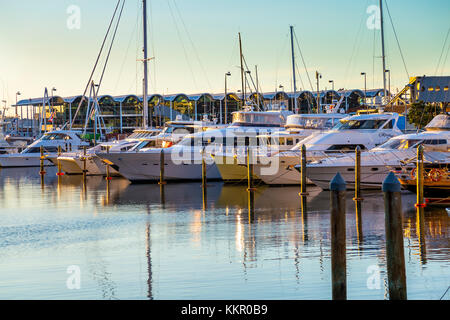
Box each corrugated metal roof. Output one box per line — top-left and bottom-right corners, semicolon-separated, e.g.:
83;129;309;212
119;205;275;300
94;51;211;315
416;76;450;103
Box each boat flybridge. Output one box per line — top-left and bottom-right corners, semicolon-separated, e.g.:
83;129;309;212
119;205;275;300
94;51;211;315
0;130;89;167
304;113;450;190
253;112;404;185
97;109;293;182
214;113;346;182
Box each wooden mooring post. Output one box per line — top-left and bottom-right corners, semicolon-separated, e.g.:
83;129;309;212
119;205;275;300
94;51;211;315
82;146;87;181
382;172;407;300
298;144;309;222
56;145;64;177
159;149;166;185
105;146;112;181
39;146;46;186
246;147;256;191
330;173;347;300
415;146;427;264
415;145;425;209
353;146;363;245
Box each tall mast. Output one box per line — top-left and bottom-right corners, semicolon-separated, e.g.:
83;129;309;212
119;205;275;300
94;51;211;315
290;26;298;113
143;0;149;128
239;33;245;108
379;0;387;104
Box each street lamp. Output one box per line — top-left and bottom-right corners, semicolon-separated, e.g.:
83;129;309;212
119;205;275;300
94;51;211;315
361;72;367;108
224;72;231;124
328;80;334;91
15;91;21;133
315;71;322;114
278;85;284;106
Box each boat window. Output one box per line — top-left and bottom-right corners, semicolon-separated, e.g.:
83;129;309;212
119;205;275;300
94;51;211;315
326;144;366;152
382;119;394;129
336;119;388;130
42;133;69;140
286;138;294;146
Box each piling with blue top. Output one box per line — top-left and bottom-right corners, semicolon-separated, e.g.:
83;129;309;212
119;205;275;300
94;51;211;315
330;172;347;300
382;172;407;300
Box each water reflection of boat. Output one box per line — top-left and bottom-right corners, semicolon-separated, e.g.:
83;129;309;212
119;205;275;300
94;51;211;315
108;182;223;209
216;184;323;210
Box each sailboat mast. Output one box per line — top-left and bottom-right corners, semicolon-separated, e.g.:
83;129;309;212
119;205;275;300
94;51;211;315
379;0;387;104
290;26;298;113
142;0;149;128
239;33;245;108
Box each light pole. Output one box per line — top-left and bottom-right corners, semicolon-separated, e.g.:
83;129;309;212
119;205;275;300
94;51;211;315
51;87;57;130
329;80;334;91
361;72;367;108
315;71;322;113
279;85;284;106
224;72;231;123
15;91;21;133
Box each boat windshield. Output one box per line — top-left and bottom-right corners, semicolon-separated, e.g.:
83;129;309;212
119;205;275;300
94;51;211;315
335;119;388;130
232;113;283;127
161;126;195;134
378;138;422;150
286;117;339;129
41;133;70;140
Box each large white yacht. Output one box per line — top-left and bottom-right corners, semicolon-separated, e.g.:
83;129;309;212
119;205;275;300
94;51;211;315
254;112;404;185
0;130;89;167
213;113;347;182
97;109;293;182
52;118;223;176
52;128;161;175
305;113;450;190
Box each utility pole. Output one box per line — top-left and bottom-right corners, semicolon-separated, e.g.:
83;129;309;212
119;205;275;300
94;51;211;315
316;71;321;114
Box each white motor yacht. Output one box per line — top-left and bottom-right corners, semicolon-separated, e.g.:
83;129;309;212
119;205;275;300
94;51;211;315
213;113;346;182
0;130;89;167
97;109;293;182
305;115;449;189
254;112;405;185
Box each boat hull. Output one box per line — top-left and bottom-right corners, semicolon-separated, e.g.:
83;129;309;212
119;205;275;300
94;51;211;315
98;151;222;182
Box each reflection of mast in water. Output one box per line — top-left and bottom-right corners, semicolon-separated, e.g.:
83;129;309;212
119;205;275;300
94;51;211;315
145;209;153;300
85;240;117;300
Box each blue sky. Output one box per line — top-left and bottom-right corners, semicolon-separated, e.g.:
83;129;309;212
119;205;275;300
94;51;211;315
0;0;449;110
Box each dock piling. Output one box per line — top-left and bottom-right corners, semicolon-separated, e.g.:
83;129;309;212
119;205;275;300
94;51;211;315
159;149;166;185
330;172;347;300
382;172;407;300
82;146;87;184
353;146;363;245
39;146;46;176
416;145;425;208
299;144;309;196
56;145;64;176
247;147;256;191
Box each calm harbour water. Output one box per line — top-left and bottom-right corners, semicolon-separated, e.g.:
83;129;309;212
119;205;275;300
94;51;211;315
0;166;448;300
